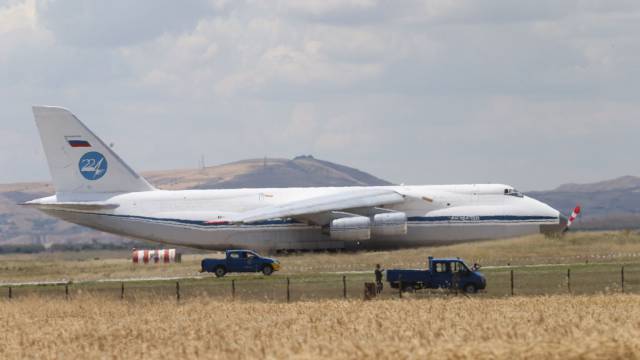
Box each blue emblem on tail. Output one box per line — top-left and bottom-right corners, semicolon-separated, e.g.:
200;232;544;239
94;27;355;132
79;152;108;180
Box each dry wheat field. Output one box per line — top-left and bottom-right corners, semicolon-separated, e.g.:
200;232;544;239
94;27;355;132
1;294;640;359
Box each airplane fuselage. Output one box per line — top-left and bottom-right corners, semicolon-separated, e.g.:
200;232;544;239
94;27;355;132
31;184;562;251
27;106;567;251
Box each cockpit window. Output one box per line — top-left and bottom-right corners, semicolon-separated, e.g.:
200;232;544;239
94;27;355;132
504;188;524;198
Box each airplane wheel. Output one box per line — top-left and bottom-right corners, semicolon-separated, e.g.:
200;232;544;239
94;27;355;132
214;267;226;278
262;265;273;276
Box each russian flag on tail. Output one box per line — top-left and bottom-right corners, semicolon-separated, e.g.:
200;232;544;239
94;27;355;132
68;140;91;147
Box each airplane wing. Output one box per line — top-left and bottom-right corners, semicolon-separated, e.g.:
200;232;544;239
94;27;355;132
232;188;406;224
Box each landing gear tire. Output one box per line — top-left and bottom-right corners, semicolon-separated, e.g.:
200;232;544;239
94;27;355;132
214;267;226;278
262;265;273;276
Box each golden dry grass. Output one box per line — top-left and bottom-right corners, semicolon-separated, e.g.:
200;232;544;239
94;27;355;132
1;294;640;359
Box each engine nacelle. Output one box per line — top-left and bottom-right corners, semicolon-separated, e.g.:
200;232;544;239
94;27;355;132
330;217;371;241
372;212;408;237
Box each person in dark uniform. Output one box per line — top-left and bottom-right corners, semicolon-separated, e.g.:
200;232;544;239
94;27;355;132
375;264;384;294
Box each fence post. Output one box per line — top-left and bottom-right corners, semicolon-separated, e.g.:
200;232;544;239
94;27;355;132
286;277;291;303
120;282;125;300
176;281;180;302
8;286;12;299
343;275;347;299
622;266;625;293
231;279;236;300
567;268;571;294
510;270;514;296
65;283;69;300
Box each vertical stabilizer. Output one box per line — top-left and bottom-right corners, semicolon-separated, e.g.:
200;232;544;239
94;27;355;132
32;106;155;195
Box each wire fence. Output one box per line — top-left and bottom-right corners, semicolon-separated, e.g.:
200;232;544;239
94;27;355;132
2;264;639;302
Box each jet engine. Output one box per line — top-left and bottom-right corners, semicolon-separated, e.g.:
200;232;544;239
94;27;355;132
372;212;408;236
330;216;371;241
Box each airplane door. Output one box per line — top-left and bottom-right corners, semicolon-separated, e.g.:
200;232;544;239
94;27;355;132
472;185;479;202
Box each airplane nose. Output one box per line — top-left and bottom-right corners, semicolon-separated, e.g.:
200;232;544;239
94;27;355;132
540;210;567;235
558;213;568;229
523;195;565;235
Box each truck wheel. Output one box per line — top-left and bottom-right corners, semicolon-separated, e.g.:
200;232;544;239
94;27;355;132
402;285;415;293
262;265;273;276
463;283;477;294
214;267;226;278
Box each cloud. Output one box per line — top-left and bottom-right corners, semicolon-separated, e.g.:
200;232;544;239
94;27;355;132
0;0;639;190
36;0;214;47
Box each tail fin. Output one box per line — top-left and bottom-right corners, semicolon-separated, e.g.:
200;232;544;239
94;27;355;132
32;106;155;195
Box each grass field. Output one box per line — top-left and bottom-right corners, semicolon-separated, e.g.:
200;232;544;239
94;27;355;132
2;261;638;302
1;294;639;359
2;231;640;284
1;231;640;302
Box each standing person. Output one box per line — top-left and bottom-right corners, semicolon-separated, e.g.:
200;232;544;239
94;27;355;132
375;264;384;294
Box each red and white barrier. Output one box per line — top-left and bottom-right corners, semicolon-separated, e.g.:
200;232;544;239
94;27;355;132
132;249;181;264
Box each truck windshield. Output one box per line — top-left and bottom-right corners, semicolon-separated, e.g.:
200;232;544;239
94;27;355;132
451;261;469;273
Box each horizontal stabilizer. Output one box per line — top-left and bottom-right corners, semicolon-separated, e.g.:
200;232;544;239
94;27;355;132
21;201;119;212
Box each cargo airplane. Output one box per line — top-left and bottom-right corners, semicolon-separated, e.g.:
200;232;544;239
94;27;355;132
24;106;571;251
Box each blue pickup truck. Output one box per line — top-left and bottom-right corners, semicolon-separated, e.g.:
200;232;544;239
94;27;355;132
387;257;486;293
201;250;281;277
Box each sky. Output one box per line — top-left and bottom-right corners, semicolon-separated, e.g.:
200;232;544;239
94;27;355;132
1;0;639;191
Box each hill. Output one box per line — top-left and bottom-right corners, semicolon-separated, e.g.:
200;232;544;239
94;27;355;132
2;155;639;250
554;175;640;193
144;155;391;190
0;156;391;249
528;176;640;230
